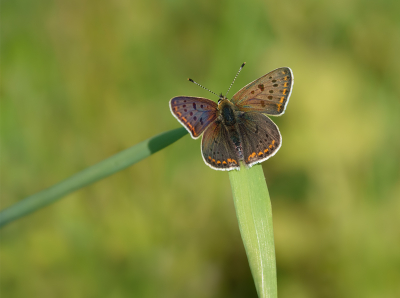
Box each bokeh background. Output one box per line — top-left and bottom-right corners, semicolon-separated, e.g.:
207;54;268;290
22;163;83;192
1;0;400;297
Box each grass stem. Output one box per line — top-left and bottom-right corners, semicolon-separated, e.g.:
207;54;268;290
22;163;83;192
0;128;187;228
229;164;277;298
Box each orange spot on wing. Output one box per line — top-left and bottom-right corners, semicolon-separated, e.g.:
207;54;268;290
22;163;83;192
284;76;289;80
228;158;237;164
264;149;269;153
212;159;216;163
181;117;187;122
208;156;212;161
177;112;182;116
258;151;263;156
280;97;285;103
277;104;282;111
222;161;227;165
248;152;257;161
269;141;276;149
269;141;275;149
282;89;287;95
217;160;221;165
284;82;288;87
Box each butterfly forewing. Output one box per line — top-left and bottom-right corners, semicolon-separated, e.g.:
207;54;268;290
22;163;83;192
237;112;282;166
231;67;293;116
201;121;240;171
170;96;218;139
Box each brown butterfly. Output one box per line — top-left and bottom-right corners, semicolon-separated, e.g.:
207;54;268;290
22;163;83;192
170;63;293;171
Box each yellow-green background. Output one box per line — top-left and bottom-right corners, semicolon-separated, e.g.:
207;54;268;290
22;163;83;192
1;0;400;297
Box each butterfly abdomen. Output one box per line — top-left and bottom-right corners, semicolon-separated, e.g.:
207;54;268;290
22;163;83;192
230;130;244;160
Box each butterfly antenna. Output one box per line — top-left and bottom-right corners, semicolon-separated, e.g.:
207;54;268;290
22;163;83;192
187;78;219;98
225;62;246;97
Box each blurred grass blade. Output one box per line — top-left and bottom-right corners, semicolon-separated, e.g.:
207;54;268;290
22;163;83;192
229;164;277;298
0;127;188;228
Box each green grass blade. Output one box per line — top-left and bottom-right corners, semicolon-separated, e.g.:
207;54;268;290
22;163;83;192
229;164;277;298
0;127;188;228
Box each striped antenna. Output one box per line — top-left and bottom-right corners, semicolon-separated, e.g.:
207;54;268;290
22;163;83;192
187;78;219;98
225;62;246;97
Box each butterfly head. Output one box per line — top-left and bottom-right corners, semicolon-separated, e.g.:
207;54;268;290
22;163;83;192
218;93;227;104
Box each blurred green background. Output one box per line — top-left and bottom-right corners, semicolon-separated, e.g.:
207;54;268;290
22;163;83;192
1;0;400;297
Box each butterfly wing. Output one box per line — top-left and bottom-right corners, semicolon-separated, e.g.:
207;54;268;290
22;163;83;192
231;67;293;116
201;120;240;171
170;96;218;139
236;112;282;167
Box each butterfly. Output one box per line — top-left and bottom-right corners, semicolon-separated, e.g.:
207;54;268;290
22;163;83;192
169;63;293;171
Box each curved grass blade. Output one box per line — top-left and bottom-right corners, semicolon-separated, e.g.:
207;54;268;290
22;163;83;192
0;127;188;228
229;164;277;298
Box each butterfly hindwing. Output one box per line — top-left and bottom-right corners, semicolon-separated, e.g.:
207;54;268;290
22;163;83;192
237;112;282;167
201;120;240;171
170;96;218;139
231;67;293;116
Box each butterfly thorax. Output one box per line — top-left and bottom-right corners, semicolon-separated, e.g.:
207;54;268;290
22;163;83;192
218;98;236;126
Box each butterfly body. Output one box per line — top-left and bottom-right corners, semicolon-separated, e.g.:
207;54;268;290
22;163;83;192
170;67;293;171
216;97;245;161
